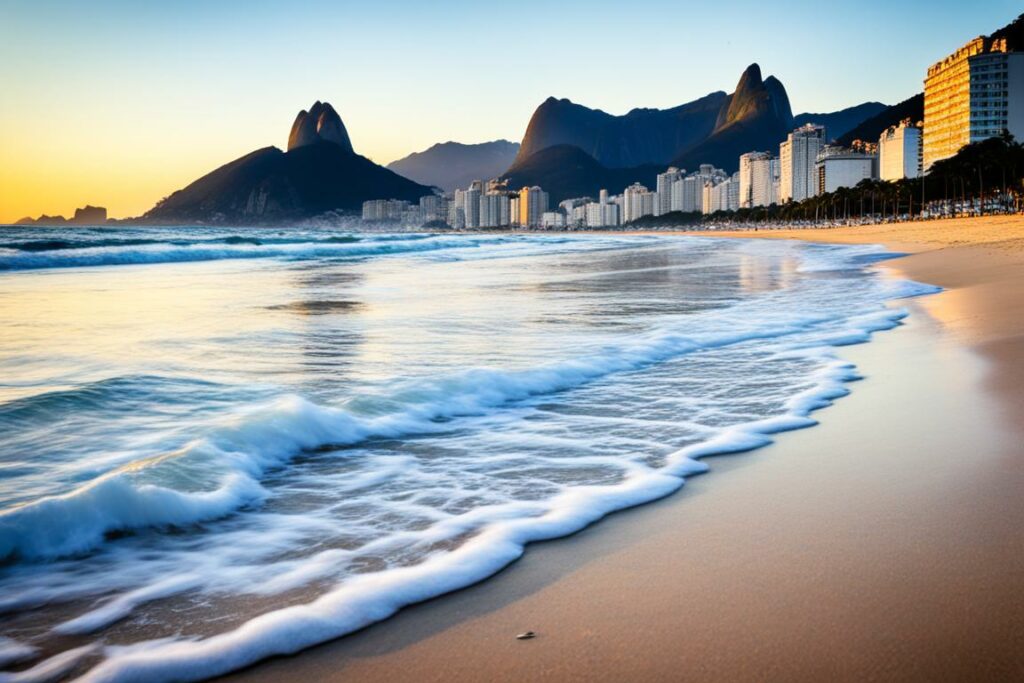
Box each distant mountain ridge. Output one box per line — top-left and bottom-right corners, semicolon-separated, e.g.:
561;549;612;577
503;64;888;202
793;102;888;142
836;94;924;147
144;101;431;224
502;145;662;204
513;91;727;169
388;140;520;191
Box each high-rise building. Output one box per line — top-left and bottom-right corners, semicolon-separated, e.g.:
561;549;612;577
584;189;621;228
879;121;922;181
418;195;448;224
815;146;878;195
479;192;511;227
670;176;702;213
623;183;656;222
463;186;481;228
656;167;684;215
540;211;566;228
362;199;412;221
739;152;770;208
739;153;779;208
924;36;1024;171
780;124;826;202
517;186;549;227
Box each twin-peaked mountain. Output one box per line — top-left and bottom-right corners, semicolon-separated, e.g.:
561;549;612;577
287;101;354;153
144;101;430;224
502;64;886;203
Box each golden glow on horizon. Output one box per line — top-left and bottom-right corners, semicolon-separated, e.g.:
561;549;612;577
0;104;514;224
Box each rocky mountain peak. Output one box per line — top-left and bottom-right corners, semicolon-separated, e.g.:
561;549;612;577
713;63;793;134
287;101;354;153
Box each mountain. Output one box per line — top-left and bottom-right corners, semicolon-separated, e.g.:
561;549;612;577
793;101;888;142
503;63;888;198
502;145;660;204
513;91;727;168
287;101;353;153
387;140;520;191
836;94;924;147
671;64;794;173
15;205;108;226
144;102;431;224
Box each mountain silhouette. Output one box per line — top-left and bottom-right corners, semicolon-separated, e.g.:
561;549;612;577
388;140;520;191
502;145;661;205
144;102;430;224
514;92;726;169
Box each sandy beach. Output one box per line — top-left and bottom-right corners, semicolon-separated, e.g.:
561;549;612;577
226;216;1024;683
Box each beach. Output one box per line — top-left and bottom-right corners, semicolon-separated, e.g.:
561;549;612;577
226;215;1024;682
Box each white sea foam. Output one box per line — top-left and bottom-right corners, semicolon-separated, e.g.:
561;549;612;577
0;233;538;271
0;287;921;564
0;234;942;682
72;352;870;683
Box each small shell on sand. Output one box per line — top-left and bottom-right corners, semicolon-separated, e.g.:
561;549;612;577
516;631;536;640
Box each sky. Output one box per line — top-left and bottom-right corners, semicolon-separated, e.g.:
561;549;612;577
1;0;1021;222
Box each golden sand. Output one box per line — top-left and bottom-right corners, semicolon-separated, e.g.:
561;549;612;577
227;216;1024;683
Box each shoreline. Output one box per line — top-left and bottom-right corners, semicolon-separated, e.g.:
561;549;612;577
227;215;1024;682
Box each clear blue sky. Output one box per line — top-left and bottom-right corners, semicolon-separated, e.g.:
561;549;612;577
1;0;1020;220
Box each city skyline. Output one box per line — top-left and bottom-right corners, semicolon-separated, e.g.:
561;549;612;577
1;0;1021;223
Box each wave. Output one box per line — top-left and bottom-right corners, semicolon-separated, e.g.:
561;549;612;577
0;233;510;272
0;240;945;683
0;277;935;564
75;354;868;683
0;238;163;252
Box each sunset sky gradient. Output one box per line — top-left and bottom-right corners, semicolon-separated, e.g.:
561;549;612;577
1;0;1020;222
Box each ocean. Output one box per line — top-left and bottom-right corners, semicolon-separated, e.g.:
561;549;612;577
0;227;938;682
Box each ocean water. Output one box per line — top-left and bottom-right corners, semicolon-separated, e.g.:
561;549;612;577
0;227;938;682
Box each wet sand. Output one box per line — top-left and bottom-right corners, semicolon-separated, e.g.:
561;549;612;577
226;215;1024;682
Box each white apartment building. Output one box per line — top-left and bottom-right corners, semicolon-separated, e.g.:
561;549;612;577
479;192;511;227
559;197;591;223
780;124;825;202
815;146;878;194
739;152;779;208
418;195;448;223
583;189;621;228
623;183;656;222
670;176;703;213
738;152;774;208
463;187;481;228
540;211;566;228
362;199;412;221
879;121;922;181
656;168;684;215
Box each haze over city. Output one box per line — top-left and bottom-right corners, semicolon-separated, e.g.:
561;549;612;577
1;0;1020;222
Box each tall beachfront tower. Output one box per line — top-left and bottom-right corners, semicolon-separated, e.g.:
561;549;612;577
879;121;922;181
924;36;1024;171
779;124;826;203
738;152;779;209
